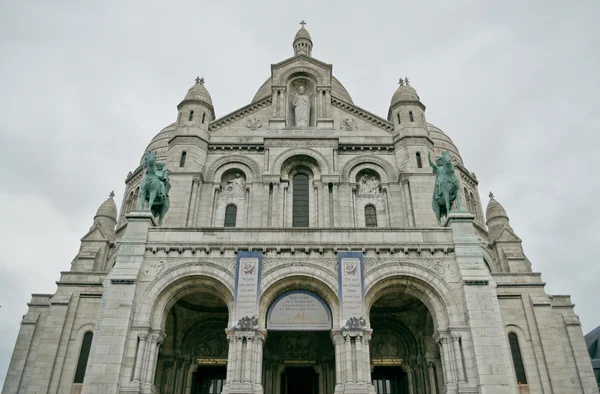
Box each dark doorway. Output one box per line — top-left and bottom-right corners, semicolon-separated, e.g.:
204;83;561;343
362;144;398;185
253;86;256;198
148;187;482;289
282;367;318;394
371;367;408;394
191;366;226;394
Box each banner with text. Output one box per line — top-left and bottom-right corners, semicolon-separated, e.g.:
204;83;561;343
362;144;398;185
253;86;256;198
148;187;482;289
267;290;332;330
233;251;262;330
338;251;366;330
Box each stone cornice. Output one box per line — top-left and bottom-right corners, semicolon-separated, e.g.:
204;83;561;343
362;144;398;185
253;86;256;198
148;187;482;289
331;97;394;133
209;96;272;133
388;100;427;114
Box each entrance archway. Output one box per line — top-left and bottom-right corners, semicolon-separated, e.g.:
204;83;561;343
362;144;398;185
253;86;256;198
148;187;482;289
369;292;442;394
263;290;335;394
154;290;230;394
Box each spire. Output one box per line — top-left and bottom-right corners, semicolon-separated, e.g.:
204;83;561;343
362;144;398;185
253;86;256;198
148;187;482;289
95;192;118;221
293;21;313;57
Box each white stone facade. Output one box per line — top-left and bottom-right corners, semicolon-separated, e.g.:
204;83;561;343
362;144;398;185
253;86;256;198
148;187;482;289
2;26;598;394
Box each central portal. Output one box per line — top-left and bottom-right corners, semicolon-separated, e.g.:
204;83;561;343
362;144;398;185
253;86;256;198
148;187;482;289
281;367;318;394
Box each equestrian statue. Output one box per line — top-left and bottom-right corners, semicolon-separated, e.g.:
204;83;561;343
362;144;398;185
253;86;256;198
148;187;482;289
429;150;462;225
138;151;171;225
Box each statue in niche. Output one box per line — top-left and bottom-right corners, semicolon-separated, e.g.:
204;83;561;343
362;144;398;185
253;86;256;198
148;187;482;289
293;83;310;127
223;173;246;198
357;174;382;197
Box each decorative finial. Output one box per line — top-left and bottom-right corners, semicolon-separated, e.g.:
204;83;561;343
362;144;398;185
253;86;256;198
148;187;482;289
109;190;115;198
489;191;494;199
195;76;204;85
404;77;410;85
299;20;307;28
398;78;404;86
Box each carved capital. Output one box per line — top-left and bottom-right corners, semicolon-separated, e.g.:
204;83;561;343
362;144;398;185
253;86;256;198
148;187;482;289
138;333;148;342
451;333;461;342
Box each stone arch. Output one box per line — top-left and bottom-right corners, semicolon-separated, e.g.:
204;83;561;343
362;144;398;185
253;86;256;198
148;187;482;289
277;66;326;86
481;248;500;273
365;266;461;331
505;323;531;342
259;274;340;328
135;264;235;330
204;155;261;183
272;149;331;177
341;155;398;183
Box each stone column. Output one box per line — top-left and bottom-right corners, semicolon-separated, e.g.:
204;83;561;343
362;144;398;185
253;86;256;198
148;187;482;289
144;332;164;387
402;179;415;227
332;333;344;393
131;332;148;383
272;182;280;227
355;334;364;383
254;335;265;389
406;367;414;394
362;333;372;384
427;362;437;394
451;334;466;384
437;336;454;389
332;183;341;227
344;334;353;383
325;90;331;118
185;362;196;394
235;334;243;382
244;336;254;382
226;332;236;384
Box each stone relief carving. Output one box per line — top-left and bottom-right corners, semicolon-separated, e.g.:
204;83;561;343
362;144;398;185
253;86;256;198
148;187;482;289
264;139;338;148
280;334;318;359
141;260;166;280
262;258;337;278
364;259;458;283
356;174;382;198
371;333;401;357
246;117;262;130
195;330;228;358
340;118;357;131
221;173;247;198
267;129;333;137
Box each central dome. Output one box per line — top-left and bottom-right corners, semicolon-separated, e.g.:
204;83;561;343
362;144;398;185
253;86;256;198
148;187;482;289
252;75;354;104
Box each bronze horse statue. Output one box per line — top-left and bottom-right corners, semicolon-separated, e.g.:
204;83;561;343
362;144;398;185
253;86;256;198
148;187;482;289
429;150;462;225
138;151;170;225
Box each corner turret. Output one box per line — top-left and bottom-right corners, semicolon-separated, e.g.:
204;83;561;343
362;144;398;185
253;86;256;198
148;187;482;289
168;77;214;170
390;78;431;172
94;191;118;240
485;192;532;272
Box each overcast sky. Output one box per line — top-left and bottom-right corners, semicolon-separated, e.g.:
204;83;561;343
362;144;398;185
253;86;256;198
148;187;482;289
1;0;599;387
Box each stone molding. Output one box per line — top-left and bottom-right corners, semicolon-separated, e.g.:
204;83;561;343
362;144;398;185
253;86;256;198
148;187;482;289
177;99;216;119
209;96;272;132
264;139;338;148
276;64;328;85
340;155;399;183
168;135;208;149
204;155;261;183
388;99;426;112
271;147;331;175
331;97;394;132
338;145;394;153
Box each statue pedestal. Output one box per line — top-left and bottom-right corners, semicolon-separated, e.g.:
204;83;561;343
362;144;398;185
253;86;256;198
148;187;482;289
443;211;474;227
126;210;157;226
269;118;286;128
316;118;334;129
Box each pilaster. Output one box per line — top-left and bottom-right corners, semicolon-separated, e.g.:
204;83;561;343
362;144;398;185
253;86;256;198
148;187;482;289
445;212;517;394
81;211;154;394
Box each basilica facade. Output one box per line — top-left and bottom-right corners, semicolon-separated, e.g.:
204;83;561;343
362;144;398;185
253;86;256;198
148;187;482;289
2;26;598;394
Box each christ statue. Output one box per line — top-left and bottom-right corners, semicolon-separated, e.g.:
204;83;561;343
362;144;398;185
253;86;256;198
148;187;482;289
293;85;310;127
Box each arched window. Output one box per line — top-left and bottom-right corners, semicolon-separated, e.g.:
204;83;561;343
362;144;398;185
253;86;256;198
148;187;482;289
409;111;414;122
180;151;187;168
189;110;194;121
74;331;93;383
365;205;377;227
397;113;401;124
202;113;206;124
416;152;422;168
508;333;527;384
293;173;309;227
224;204;237;227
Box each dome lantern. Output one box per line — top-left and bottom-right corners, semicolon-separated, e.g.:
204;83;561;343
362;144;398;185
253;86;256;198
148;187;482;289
293;20;313;57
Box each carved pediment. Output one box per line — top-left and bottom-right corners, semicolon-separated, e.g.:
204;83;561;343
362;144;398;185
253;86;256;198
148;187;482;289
271;54;332;86
332;97;394;134
80;224;108;242
494;226;522;243
209;97;272;134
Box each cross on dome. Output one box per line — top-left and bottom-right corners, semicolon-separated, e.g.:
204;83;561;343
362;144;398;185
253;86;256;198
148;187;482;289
489;191;495;199
398;78;405;86
404;77;410;85
299;20;307;28
195;76;205;85
109;190;115;198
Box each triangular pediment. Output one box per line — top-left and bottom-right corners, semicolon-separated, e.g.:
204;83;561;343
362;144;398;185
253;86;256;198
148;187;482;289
81;224;108;242
494;226;522;243
271;55;333;87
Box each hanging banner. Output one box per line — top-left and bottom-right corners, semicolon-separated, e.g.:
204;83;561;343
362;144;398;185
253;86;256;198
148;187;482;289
267;290;332;330
233;251;262;330
338;251;366;330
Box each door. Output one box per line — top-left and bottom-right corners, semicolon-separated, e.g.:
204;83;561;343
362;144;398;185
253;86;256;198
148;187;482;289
281;367;317;394
191;366;226;394
371;367;408;394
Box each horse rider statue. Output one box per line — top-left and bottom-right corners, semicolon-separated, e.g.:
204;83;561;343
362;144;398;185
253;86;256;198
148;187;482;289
429;150;462;225
138;151;171;225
